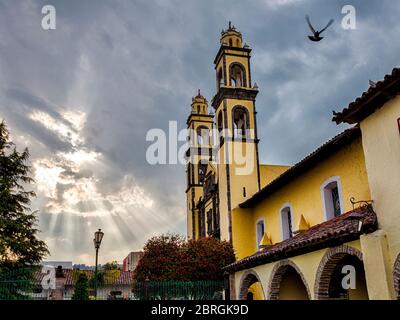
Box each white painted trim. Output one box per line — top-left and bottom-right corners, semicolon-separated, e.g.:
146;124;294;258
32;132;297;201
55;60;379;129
320;176;344;221
279;203;293;241
255;218;265;250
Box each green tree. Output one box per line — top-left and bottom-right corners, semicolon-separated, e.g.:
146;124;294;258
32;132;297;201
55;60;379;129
0;121;48;272
102;260;121;271
72;273;90;300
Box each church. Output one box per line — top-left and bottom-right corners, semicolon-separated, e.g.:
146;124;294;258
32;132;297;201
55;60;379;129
186;23;400;300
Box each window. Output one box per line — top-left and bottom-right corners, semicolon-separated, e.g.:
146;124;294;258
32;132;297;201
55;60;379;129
217;68;223;89
187;163;192;187
229;63;246;87
217;111;223;133
321;177;343;220
212;208;219;233
196;126;209;146
192;211;196;239
198;161;207;185
232;106;249;138
198;208;206;237
207;209;213;235
256;220;265;249
281;206;293;240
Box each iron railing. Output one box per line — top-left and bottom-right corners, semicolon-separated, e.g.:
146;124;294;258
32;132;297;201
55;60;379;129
0;268;224;300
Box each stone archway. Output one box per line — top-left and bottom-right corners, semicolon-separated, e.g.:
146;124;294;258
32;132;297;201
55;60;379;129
393;253;400;300
238;270;264;300
314;245;368;300
267;260;311;300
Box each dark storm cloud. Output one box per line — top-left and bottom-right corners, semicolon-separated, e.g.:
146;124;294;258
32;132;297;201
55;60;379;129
0;0;399;263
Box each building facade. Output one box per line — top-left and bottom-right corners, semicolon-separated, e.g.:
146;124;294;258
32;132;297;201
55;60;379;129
122;251;144;272
186;24;400;300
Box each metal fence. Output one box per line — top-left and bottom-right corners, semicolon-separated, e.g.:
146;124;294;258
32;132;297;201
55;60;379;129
132;280;224;300
0;268;41;300
0;268;224;300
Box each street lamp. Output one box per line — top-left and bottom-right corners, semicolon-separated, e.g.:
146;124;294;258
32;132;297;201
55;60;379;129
93;229;104;298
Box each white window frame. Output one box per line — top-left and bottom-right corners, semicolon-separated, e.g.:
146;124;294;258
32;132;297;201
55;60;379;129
320;176;344;221
255;218;265;249
280;203;293;241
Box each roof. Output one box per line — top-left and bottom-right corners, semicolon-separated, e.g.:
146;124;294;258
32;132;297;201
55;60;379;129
224;205;377;273
34;269;134;286
240;126;361;208
333;67;400;124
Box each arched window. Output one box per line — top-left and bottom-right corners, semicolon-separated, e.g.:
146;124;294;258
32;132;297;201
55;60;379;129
232;106;249;138
256;219;265;249
217;111;224;144
206;209;213;235
197;105;200;114
321;177;343;220
230;63;246;87
198;207;206;238
198;161;207;185
217;68;223;89
187;163;192;187
281;206;293;240
217;111;223;133
229;38;233;47
196;126;209;146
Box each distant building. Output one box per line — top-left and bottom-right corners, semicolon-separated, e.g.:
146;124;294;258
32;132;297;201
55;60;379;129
122;252;144;272
42;261;73;269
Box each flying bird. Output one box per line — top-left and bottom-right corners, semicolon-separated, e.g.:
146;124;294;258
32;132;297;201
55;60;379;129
306;15;334;42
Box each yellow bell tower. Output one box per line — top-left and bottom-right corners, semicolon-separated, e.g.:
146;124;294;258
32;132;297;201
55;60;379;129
212;22;261;243
186;90;214;240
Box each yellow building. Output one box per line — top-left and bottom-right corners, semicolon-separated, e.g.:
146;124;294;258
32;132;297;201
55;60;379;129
186;23;400;300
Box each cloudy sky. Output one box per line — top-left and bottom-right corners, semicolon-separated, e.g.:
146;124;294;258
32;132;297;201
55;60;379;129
0;0;399;265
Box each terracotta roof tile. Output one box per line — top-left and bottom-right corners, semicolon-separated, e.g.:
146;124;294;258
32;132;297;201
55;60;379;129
224;206;377;272
333;67;400;124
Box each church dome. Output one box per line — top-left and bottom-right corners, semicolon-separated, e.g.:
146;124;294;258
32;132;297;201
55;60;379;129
220;21;243;48
191;90;208;115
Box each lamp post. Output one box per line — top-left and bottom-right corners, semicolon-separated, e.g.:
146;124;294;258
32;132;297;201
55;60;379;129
93;229;104;299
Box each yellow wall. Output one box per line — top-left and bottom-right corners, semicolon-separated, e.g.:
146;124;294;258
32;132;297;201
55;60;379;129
232;207;255;259
248;282;264;300
360;95;400;263
360;230;394;299
279;268;310;300
232;136;371;259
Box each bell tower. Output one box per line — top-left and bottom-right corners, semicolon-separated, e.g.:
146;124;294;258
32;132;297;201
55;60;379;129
212;22;261;243
186;90;214;240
